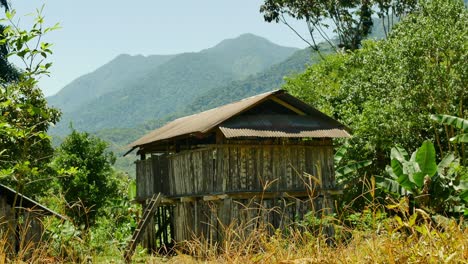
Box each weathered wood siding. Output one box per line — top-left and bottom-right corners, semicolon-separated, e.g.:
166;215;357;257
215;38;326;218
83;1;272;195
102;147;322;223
172;195;334;243
136;143;335;200
136;155;169;201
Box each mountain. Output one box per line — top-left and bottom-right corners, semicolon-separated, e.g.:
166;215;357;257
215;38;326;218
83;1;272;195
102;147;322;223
49;34;299;135
47;54;175;113
184;43;333;114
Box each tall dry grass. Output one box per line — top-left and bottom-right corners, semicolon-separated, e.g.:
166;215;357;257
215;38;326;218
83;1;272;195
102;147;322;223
157;204;467;264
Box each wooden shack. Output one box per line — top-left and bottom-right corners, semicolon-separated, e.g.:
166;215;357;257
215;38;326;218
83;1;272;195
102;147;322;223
125;90;350;253
0;184;65;254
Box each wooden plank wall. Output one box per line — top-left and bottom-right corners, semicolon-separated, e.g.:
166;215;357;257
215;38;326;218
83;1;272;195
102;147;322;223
136;158;154;201
168;144;335;197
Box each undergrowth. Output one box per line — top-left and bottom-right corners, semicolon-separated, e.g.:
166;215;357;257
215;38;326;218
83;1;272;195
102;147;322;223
1;201;467;263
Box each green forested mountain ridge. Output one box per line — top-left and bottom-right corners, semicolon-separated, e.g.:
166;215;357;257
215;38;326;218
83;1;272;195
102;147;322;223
47;54;175;113
184;43;333;114
49;34;299;135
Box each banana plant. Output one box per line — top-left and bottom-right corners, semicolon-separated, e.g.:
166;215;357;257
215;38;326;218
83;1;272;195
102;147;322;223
430;114;468;143
379;140;468;214
334;144;372;186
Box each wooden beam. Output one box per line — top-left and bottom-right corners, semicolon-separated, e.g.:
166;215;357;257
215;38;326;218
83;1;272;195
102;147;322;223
203;194;229;201
161;197;176;204
180;197;196;203
326;189;343;195
270;97;306;115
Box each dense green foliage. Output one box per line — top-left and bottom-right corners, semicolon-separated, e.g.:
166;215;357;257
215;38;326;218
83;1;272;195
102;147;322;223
381;140;468;214
53;130;119;227
284;0;467;208
0;2;20;83
285;0;467;172
0;8;60;197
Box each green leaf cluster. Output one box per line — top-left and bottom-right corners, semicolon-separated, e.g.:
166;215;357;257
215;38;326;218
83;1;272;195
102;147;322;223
381;140;468;215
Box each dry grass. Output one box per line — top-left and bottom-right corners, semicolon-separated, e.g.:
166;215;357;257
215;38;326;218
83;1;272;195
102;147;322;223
154;215;468;264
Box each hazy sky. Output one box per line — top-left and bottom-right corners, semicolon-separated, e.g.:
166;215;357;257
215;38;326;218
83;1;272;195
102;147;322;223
11;1;314;96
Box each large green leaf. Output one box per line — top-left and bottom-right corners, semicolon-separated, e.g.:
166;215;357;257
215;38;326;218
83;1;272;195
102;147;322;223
437;153;456;176
454;181;468;192
378;177;404;195
334;145;347;164
415;140;437;181
391;159;404;178
459;190;468;203
397;173;416;193
386;165;398;180
335;160;372;177
450;133;468;143
390;146;409;163
411;172;425;189
403;159;419;177
430;114;468;132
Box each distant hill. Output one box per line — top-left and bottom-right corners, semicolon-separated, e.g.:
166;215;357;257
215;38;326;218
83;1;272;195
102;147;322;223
184;43;334;114
49;34;299;135
47;54;175;113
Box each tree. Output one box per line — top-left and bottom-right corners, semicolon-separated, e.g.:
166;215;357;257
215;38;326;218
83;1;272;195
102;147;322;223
0;7;60;197
283;0;467;207
260;0;418;51
53;129;118;228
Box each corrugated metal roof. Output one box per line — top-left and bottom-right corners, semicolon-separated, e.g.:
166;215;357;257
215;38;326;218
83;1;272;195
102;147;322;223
128;90;350;152
219;114;350;138
220;114;341;130
220;127;350;138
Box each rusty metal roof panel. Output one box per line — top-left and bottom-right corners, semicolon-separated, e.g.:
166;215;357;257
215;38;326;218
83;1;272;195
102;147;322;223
219;127;350;138
129;90;279;148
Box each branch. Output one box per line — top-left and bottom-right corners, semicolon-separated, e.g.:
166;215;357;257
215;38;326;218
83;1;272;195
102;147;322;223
279;13;316;49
